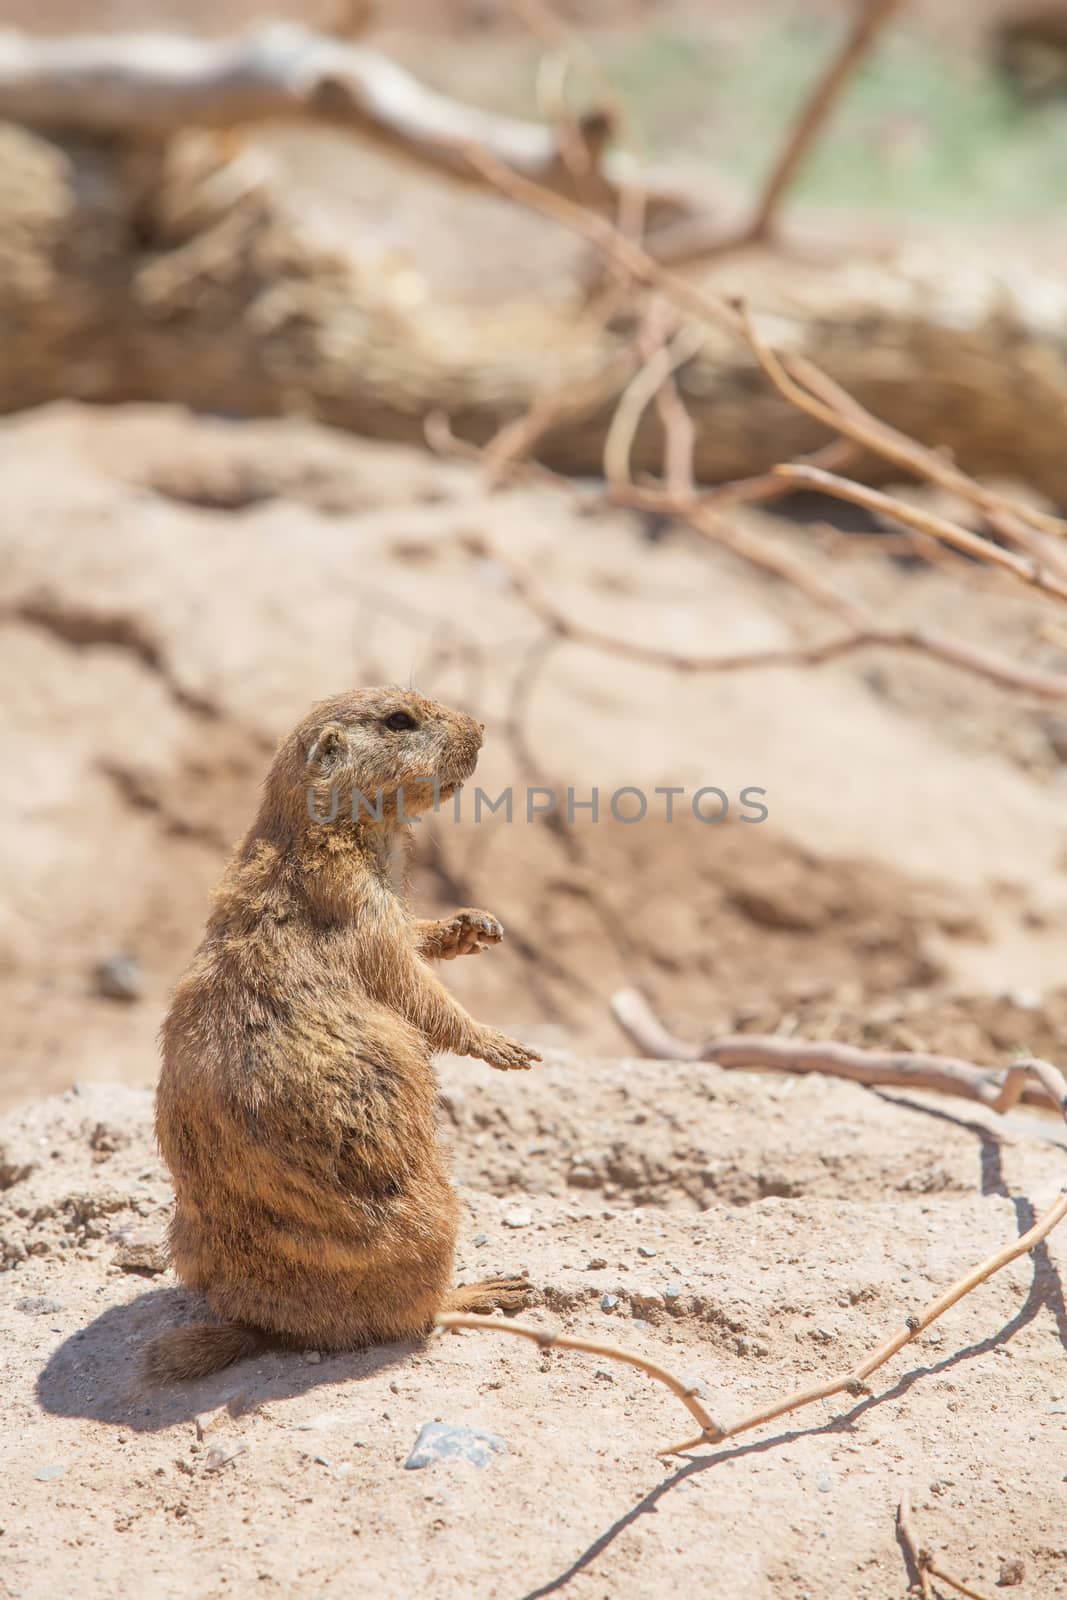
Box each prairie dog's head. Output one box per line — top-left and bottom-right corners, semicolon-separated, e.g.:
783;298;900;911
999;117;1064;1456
271;687;485;828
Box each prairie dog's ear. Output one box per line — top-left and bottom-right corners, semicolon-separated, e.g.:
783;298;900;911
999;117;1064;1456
306;722;349;774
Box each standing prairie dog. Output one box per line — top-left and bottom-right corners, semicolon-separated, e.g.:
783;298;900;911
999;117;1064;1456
147;687;539;1382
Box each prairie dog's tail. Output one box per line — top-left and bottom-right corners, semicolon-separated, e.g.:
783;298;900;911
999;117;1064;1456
143;1322;267;1384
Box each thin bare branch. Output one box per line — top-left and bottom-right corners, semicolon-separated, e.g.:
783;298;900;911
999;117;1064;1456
927;1567;994;1600
610;988;1061;1112
662;1057;1067;1453
748;0;906;240
603;317;704;489
744;314;1067;541
436;1049;1067;1459
898;1494;934;1599
434;1312;725;1444
462;141;1067;548
776;464;1067;604
898;1496;996;1600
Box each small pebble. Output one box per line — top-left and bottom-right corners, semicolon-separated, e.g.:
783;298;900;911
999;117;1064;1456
16;1297;64;1317
665;1282;683;1301
195;1407;227;1440
403;1422;506;1471
34;1464;65;1483
304;1350;322;1365
293;1413;334;1432
637;1246;657;1258
997;1558;1025;1587
815;1472;833;1493
600;1294;619;1312
203;1443;247;1472
1047;1401;1067;1414
114;1235;168;1275
472;1233;488;1247
587;1257;608;1270
503;1208;532;1229
94;953;143;1002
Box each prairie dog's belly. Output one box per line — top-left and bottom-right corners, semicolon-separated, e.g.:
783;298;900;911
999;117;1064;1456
160;987;446;1300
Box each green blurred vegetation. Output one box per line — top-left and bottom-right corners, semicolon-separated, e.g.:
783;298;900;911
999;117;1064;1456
562;18;1067;219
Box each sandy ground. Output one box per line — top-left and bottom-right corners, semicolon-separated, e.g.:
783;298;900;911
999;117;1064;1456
2;8;1067;1589
2;1065;1066;1599
2;402;1067;1595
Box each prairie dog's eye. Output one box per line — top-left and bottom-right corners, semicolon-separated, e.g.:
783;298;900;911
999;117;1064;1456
383;710;418;732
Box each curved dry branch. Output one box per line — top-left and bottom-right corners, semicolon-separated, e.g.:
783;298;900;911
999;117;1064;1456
435;1048;1067;1459
776;463;1067;602
610;988;1061;1113
898;1494;995;1600
0;24;687;219
452;511;1067;703
435;1313;725;1444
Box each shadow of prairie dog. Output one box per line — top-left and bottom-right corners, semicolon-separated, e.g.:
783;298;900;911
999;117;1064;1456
147;687;539;1382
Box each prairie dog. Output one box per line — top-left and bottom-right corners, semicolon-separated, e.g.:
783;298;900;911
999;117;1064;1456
147;687;539;1381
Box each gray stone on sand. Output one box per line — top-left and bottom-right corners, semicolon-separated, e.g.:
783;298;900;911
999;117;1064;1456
403;1422;506;1471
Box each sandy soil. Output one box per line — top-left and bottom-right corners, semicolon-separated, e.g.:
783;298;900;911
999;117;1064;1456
2;1063;1065;1600
2;401;1067;1595
2;6;1067;1589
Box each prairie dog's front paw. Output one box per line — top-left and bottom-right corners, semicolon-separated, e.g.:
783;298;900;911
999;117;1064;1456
473;1028;541;1072
438;908;504;960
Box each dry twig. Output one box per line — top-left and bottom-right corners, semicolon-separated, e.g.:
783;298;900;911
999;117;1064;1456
452;517;1067;702
605;994;1067;1450
898;1493;935;1600
444;142;1067;705
898;1493;995;1600
610;988;1062;1113
434;1313;724;1444
599;0;905;269
436;1041;1067;1459
747;0;906;242
438;1021;1067;1460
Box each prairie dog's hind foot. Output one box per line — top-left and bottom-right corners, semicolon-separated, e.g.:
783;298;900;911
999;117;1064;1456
443;1276;534;1315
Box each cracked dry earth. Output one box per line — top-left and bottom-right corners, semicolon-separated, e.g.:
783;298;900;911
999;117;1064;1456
2;1059;1066;1600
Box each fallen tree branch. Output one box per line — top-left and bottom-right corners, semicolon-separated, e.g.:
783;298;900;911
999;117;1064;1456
462;140;1067;538
609;988;1061;1113
0;24;687;219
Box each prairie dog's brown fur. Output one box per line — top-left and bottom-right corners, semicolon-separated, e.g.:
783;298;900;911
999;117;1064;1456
148;687;539;1382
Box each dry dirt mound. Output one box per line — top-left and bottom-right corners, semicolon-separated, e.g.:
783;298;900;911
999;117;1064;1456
5;402;1067;1111
2;1066;1065;1599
